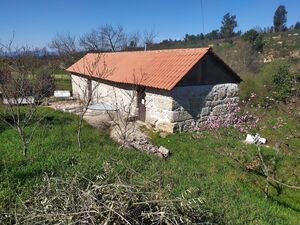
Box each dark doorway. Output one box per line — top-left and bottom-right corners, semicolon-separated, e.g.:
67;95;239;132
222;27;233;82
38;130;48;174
137;86;146;122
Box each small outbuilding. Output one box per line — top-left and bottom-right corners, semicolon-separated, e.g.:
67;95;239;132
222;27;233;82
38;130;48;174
67;48;241;132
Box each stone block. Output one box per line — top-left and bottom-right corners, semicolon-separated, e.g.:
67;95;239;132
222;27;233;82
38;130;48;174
200;107;211;117
211;105;227;116
156;121;177;133
217;89;227;100
152;97;173;110
158;146;170;157
171;110;194;122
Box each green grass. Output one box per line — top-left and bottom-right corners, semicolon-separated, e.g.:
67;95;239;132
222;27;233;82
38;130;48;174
0;107;299;224
53;73;72;90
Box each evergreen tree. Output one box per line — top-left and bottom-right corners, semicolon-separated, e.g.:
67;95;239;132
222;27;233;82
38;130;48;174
295;22;300;30
220;13;238;41
273;5;287;32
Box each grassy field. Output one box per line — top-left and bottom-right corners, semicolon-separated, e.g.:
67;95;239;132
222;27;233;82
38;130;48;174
0;107;299;224
53;73;72;91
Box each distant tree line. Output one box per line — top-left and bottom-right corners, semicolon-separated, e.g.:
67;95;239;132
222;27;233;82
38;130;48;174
157;5;299;52
50;25;157;55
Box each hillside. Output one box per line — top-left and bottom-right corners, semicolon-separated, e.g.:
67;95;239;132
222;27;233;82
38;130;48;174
0;107;299;224
149;30;300;77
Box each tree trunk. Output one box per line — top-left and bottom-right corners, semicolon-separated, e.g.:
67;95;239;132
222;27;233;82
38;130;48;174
17;127;28;157
22;142;28;157
77;106;88;151
77;116;83;151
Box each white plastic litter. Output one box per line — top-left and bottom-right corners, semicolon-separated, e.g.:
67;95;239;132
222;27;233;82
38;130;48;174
54;90;71;98
245;134;267;144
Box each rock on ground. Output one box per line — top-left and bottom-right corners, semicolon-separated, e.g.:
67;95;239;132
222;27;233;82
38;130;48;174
110;122;170;158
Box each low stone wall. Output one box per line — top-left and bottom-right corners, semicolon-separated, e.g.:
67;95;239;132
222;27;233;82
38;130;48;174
145;84;239;132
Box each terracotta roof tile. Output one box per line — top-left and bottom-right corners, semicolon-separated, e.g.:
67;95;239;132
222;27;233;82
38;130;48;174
66;48;210;90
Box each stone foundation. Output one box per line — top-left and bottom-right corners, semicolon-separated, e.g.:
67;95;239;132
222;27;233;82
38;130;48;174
145;84;239;132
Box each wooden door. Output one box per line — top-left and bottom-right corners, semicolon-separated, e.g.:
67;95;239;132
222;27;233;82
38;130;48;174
137;86;146;122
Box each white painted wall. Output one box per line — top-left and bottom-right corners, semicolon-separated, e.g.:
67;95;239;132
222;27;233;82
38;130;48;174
71;74;138;114
71;75;88;99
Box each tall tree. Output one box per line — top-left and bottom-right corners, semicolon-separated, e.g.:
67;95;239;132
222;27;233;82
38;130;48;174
295;22;300;30
79;29;104;51
220;13;238;41
100;24;127;52
79;24;127;52
273;5;287;32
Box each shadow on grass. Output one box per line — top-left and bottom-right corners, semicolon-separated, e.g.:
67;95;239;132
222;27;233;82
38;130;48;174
0;122;10;133
40;114;74;126
269;195;300;213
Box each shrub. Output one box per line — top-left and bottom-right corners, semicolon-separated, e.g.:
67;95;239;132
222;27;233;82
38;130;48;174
239;60;299;106
33;67;55;99
242;29;264;52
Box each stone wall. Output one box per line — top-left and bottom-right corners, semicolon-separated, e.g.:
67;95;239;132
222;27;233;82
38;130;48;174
145;84;239;132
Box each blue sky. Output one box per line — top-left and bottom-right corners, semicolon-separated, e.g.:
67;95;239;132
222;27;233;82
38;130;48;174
0;0;299;48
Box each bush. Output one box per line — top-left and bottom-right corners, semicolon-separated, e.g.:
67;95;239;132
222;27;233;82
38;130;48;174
242;29;264;52
270;62;293;101
33;67;55;99
239;60;299;106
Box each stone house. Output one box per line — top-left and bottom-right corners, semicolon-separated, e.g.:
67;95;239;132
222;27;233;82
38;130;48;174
67;48;241;132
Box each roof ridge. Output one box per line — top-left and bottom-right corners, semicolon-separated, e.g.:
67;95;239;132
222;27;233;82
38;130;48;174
87;47;211;55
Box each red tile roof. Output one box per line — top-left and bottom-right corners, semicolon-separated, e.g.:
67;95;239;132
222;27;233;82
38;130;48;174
67;48;213;90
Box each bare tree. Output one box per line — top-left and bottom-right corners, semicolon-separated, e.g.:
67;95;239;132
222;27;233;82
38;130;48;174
79;24;128;52
142;28;158;50
215;143;300;198
100;24;127;52
70;54;113;150
49;32;80;67
49;32;78;55
106;71;148;148
0;43;55;156
79;29;104;52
